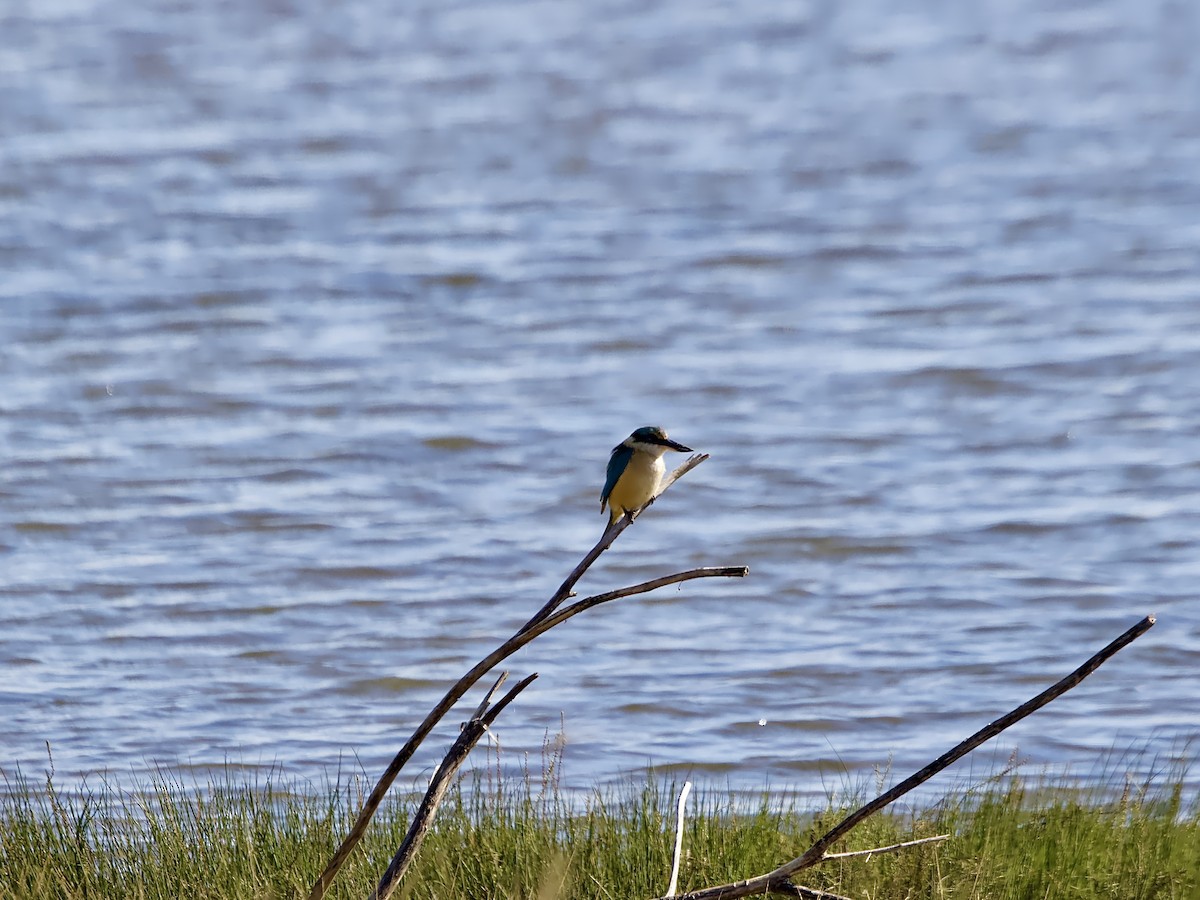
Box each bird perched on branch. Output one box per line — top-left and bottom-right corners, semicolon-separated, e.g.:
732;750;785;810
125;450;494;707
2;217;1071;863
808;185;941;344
600;426;692;526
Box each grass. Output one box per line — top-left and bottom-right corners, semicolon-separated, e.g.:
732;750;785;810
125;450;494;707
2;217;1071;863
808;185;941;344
1;752;1197;900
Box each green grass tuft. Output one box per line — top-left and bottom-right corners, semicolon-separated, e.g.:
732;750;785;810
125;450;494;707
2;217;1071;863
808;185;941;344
2;753;1197;899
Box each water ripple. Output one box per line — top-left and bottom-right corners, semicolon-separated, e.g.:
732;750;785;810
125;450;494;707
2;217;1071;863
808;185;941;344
2;0;1198;800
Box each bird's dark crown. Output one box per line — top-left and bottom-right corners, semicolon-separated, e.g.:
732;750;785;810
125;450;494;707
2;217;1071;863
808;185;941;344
630;426;668;443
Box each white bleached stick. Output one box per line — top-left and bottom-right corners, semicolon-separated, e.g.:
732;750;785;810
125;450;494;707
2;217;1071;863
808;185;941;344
667;781;693;897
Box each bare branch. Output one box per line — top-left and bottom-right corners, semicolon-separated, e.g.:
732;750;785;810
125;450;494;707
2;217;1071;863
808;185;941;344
778;614;1155;874
369;673;538;900
655;614;1156;900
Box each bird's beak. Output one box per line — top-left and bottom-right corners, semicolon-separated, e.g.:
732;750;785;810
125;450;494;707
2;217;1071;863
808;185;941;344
662;438;692;452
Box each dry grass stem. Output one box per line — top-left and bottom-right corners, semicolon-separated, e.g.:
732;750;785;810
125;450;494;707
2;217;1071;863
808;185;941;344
820;833;951;860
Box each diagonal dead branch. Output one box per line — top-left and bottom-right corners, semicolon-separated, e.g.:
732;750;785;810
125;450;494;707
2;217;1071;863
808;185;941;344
308;453;724;900
778;615;1156;874
655;614;1156;900
369;672;538;900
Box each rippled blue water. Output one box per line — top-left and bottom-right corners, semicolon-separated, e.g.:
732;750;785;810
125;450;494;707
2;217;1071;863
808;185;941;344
2;0;1198;800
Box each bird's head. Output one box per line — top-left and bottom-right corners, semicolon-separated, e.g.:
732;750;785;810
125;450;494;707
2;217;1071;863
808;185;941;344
624;426;692;455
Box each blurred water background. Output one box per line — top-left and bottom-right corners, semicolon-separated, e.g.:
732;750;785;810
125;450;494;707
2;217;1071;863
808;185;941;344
2;0;1199;801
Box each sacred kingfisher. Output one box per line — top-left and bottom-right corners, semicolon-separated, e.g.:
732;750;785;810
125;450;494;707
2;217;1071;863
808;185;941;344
600;426;692;526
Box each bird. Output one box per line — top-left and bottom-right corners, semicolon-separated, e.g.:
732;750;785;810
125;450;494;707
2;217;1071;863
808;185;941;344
600;426;693;526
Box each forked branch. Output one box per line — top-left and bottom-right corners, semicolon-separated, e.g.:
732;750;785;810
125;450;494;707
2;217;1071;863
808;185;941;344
309;453;728;900
369;672;538;900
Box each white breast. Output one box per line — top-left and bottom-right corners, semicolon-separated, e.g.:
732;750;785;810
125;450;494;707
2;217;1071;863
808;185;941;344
624;450;665;500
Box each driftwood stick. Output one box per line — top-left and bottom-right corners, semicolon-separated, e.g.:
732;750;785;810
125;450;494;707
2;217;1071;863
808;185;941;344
369;672;538;900
521;453;710;630
307;453;721;900
658;614;1156;900
667;781;694;897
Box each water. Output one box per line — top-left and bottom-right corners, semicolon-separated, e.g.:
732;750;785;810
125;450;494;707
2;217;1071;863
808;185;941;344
2;0;1198;802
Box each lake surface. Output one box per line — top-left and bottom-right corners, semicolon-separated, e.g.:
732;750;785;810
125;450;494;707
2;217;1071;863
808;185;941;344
2;0;1198;802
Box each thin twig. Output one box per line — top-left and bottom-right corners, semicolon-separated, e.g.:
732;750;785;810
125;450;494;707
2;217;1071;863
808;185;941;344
655;453;709;499
370;673;538;900
307;454;721;900
655;614;1156;900
467;671;510;719
820;833;950;860
540;568;750;634
775;884;854;900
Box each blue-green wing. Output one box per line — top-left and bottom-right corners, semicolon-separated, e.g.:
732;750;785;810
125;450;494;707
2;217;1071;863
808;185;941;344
600;445;632;510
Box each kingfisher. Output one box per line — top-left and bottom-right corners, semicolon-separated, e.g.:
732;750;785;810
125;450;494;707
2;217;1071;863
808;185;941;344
600;426;693;526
